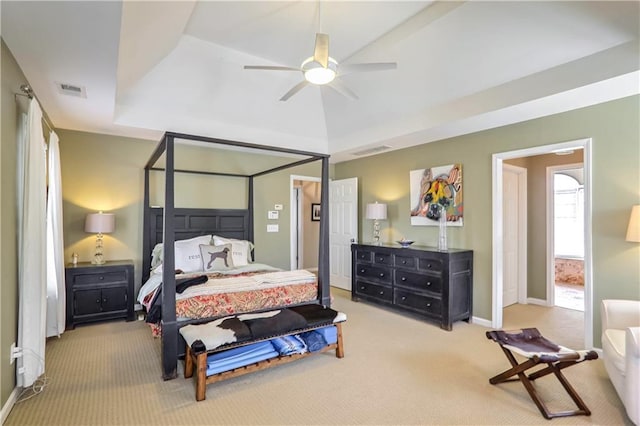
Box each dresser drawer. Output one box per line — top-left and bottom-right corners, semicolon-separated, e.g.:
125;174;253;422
355;249;373;263
418;257;443;274
394;289;442;316
373;253;392;265
72;271;127;286
355;281;393;303
395;270;442;294
355;264;392;284
394;255;416;269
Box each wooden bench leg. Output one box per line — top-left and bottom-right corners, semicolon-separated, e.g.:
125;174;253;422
335;323;345;358
184;345;194;378
195;352;207;401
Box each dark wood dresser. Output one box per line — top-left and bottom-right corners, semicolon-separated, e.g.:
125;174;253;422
351;243;473;330
65;260;135;329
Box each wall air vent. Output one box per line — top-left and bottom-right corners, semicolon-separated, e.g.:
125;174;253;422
351;145;392;156
55;82;87;98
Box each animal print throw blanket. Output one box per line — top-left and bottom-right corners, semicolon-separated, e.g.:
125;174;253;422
180;305;343;352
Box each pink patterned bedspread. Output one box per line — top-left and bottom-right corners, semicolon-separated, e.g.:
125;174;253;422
143;268;318;336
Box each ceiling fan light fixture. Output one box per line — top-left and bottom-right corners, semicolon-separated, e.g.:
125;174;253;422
302;57;338;85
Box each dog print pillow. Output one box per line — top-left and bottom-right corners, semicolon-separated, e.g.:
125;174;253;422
199;243;235;272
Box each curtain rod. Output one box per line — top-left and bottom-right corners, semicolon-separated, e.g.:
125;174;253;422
14;84;54;133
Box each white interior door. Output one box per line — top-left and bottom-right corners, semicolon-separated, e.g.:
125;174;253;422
503;164;526;307
329;178;358;291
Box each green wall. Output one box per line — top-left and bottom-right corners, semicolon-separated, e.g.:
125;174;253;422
57;130;158;291
335;95;640;345
253;163;322;269
0;39;26;411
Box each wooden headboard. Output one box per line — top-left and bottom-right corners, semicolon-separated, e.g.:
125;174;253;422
142;207;250;282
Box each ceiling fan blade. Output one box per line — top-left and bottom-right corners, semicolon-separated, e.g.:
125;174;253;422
280;80;309;101
339;62;397;75
313;33;329;68
326;79;358;100
244;65;301;71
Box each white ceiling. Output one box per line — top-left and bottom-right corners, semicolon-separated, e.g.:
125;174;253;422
2;1;639;163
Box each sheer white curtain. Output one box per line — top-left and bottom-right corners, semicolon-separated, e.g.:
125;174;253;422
17;99;47;387
46;130;65;337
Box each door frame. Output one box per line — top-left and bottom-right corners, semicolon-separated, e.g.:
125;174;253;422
546;162;584;308
290;175;321;270
492;138;593;348
503;163;528;305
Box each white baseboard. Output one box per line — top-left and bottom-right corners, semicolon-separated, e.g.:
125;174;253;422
472;316;492;328
527;298;549;306
1;386;20;424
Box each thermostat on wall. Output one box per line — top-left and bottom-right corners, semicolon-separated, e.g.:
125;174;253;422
274;204;283;210
268;211;279;220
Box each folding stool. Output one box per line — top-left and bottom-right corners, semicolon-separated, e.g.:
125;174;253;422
486;328;598;419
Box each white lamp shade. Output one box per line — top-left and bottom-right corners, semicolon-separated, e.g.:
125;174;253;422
626;205;640;242
366;203;387;220
85;212;115;234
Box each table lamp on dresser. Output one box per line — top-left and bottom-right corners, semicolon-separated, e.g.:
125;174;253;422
366;202;387;246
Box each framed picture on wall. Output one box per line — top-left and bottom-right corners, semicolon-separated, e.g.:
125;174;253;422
311;203;321;221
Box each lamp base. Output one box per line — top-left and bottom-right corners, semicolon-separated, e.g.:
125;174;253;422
91;233;106;265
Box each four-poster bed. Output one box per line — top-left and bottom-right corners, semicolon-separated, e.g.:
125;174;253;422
141;132;331;380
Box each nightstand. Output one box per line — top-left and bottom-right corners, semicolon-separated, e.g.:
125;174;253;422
65;260;135;329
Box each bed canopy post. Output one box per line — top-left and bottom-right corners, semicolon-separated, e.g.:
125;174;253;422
161;134;178;380
142;167;151;282
318;156;331;306
248;176;254;245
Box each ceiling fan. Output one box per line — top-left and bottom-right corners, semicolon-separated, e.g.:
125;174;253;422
244;32;397;101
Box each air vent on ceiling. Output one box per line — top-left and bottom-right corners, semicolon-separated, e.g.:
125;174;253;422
351;145;392;156
55;82;87;98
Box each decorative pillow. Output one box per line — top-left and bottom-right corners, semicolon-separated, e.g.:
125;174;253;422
212;236;254;266
199;243;235;272
151;243;164;269
151;235;212;274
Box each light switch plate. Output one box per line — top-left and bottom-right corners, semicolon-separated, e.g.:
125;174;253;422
267;224;279;233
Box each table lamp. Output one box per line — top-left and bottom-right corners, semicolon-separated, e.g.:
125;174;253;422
85;211;115;264
366;202;387;245
626;205;640;242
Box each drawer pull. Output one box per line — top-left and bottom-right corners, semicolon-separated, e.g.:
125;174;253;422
426;303;431;307
402;260;407;264
427;282;432;286
401;277;407;281
103;298;108;303
378;257;384;262
426;264;432;269
95;299;101;304
360;269;365;273
401;296;406;301
379;273;385;277
360;286;365;290
99;276;104;280
379;291;384;295
360;254;366;259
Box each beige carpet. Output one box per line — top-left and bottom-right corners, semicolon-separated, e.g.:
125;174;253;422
6;290;631;425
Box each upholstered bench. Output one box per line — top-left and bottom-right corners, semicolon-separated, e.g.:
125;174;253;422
180;304;346;401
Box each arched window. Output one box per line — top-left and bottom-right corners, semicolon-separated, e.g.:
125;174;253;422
554;173;584;258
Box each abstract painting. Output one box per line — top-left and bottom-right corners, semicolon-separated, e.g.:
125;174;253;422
410;164;463;226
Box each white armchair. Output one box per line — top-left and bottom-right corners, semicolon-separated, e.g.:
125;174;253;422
601;299;640;425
